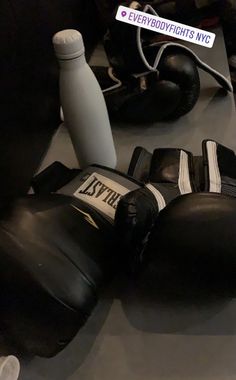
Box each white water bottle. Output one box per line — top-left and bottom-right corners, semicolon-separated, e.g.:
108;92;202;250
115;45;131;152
0;356;20;380
53;29;117;168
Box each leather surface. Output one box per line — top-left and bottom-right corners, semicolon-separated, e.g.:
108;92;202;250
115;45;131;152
115;147;194;270
128;146;152;182
102;5;201;122
100;1;233;122
0;194;115;356
158;52;200;118
0;165;142;357
145;192;236;292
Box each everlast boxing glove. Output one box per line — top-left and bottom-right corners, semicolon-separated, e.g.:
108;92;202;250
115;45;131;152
0;164;143;357
122;140;236;293
115;145;196;271
93;1;232;123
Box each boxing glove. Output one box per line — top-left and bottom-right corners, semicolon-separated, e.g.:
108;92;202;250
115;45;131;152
0;164;143;357
115;145;196;271
95;1;232;123
140;140;236;292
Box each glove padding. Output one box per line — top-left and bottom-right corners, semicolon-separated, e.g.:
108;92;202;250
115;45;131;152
0;164;142;357
115;145;196;271
145;140;236;293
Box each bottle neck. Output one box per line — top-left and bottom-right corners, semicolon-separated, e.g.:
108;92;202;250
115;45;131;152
58;54;86;69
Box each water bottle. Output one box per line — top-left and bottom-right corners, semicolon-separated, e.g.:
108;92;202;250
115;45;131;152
53;29;117;168
0;356;20;380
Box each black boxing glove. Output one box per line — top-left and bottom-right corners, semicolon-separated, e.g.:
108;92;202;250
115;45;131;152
115;145;196;271
92;63;193;122
0;164;143;357
93;47;201;122
95;2;232;123
143;140;236;292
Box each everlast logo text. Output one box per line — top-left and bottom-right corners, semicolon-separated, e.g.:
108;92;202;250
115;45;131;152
74;172;130;220
78;175;122;210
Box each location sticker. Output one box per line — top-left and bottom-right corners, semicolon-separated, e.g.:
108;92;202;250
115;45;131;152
116;5;216;48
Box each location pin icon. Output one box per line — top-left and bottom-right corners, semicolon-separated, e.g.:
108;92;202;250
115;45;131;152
121;10;127;17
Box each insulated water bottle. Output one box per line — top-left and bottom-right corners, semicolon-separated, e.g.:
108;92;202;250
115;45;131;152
53;29;117;168
0;356;20;380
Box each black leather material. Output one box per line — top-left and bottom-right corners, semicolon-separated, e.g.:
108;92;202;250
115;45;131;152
100;2;202;123
128;146;152;182
100;1;231;123
92;64;196;123
115;147;195;271
92;65;188;124
203;140;236;195
144;192;236;292
157;51;200;118
0;165;142;357
150;148;191;184
0;195;113;356
115;186;159;271
138;140;236;293
32;161;80;194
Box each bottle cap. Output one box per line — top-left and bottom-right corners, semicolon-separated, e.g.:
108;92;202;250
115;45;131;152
53;29;85;60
